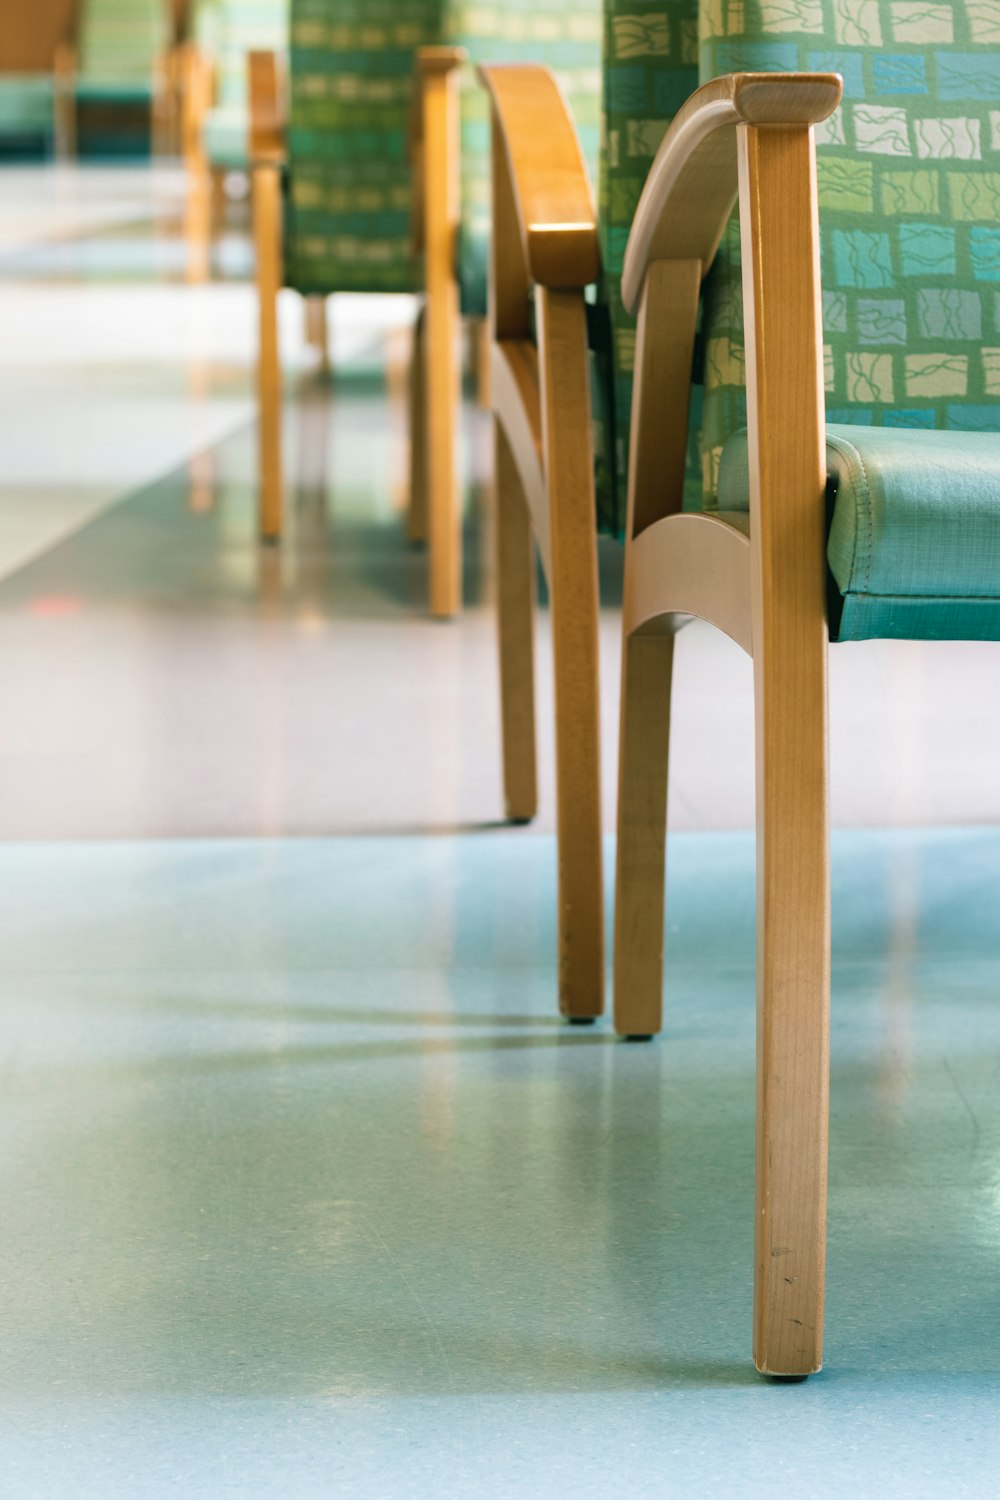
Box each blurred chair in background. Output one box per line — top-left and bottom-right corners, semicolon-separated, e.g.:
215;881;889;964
57;0;173;158
248;1;443;558
409;2;603;620
183;0;288;260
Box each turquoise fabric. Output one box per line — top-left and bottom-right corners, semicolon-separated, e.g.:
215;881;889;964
446;1;602;319
594;0;700;534
194;0;288;170
0;76;55;147
699;0;1000;508
699;0;1000;641
718;425;1000;640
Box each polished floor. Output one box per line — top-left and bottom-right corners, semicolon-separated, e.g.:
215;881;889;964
1;165;999;1497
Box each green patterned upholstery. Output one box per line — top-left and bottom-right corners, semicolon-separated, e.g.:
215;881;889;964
447;1;603;319
77;0;169;100
282;3;603;303
194;0;288;169
284;0;444;296
699;0;1000;640
0;76;55;152
594;0;700;533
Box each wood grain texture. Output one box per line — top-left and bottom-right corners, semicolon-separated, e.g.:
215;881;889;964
621;73;842;313
248;49;286;165
489;340;549;580
420;61;462;617
536;288;604;1020
495;420;539;823
478;65;599;291
739;122;830;1378
252;161;284;541
0;0;76;72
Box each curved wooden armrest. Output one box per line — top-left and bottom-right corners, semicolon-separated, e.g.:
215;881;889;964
248;50;287;166
621;72;842;314
478;64;598;289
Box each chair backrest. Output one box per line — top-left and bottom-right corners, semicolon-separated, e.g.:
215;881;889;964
444;1;603;319
195;0;287;112
595;0;700;533
699;0;1000;505
284;0;444;296
78;0;170;86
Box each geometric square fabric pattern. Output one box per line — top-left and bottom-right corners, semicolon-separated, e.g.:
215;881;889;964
698;0;1000;506
595;0;700;533
285;0;445;295
285;1;604;301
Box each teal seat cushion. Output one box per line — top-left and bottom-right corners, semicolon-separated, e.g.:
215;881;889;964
203;105;248;169
0;76;55;138
718;425;1000;643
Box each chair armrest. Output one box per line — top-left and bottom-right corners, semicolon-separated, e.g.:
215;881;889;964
248;49;286;166
478;64;598;289
410;47;465;256
621;72;841;314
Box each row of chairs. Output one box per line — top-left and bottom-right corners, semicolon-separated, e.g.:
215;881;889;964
202;0;999;1379
0;0;179;158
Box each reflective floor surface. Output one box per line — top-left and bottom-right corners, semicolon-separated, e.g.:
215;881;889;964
2;830;999;1497
1;164;999;1497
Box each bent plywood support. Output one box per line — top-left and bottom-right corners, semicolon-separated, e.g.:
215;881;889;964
614;71;842;1377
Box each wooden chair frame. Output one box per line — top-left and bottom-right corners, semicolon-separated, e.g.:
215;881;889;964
246;51;330;541
613;71;842;1376
477;65;605;1022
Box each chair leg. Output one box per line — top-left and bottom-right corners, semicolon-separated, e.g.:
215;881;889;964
305;294;330;373
536;287;603;1021
408;307;429;545
495;419;537;823
422;65;462;617
751;616;830;1377
253;163;283;541
613;629;674;1038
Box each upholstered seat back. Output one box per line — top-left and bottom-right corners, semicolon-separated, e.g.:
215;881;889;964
699;0;1000;506
77;0;169;93
446;0;603;319
284;0;444;296
595;0;700;534
196;0;288;113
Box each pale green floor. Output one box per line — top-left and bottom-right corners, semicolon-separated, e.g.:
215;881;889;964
2;166;1000;1497
2;830;1000;1496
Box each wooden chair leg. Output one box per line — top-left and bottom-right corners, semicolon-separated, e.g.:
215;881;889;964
253;162;283;541
408;308;429;544
537;287;603;1021
422;65;462;617
305;294;330;372
613;629;674;1037
750;616;830;1377
495;419;538;823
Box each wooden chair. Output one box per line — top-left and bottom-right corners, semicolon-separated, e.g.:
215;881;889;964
63;0;173;158
409;4;602;618
248;1;443;556
183;0;287;280
477;0;697;1020
614;1;1000;1376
